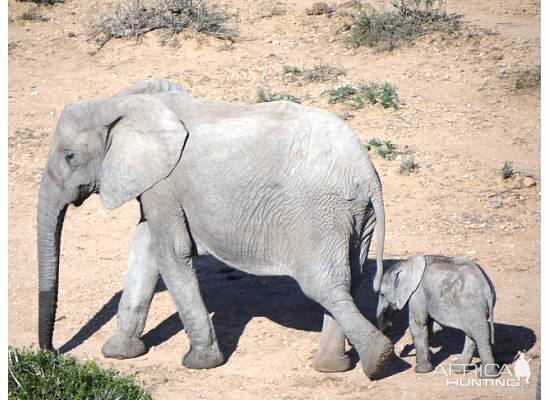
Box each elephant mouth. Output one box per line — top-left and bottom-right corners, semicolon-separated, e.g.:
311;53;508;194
72;185;93;207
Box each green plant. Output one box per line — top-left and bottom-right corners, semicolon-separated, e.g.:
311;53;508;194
399;157;419;175
324;84;357;104
20;10;50;21
366;137;398;159
8;41;17;53
93;0;236;50
348;0;459;50
8;347;151;400
499;161;514;180
324;82;399;109
256;86;301;103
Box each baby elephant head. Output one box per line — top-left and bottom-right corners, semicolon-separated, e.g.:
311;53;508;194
376;256;427;331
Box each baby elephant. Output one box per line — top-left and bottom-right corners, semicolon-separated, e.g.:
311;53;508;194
376;255;498;378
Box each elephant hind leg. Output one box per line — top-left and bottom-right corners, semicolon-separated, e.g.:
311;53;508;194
312;313;351;373
450;335;476;374
102;221;158;359
296;268;393;379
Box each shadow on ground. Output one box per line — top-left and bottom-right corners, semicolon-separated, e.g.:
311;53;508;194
58;257;536;377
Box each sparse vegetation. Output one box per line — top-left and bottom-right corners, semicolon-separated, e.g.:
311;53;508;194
19;10;50;22
499;161;514;180
8;347;151;400
348;0;460;50
16;0;63;4
8;41;18;53
366;137;398;160
282;64;346;83
92;0;236;50
256;86;301;103
323;82;399;109
400;157;419;175
257;1;286;18
303;64;346;82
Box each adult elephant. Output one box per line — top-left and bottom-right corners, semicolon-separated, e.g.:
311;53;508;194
36;80;393;378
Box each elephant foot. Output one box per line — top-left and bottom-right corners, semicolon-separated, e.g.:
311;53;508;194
479;364;500;379
358;331;394;379
182;344;224;370
312;352;352;373
415;361;434;373
101;334;147;359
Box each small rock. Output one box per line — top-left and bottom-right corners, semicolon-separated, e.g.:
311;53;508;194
491;198;503;209
522;176;536;187
67;32;76;37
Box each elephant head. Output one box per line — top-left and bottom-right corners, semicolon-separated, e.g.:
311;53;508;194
37;93;188;350
376;256;426;331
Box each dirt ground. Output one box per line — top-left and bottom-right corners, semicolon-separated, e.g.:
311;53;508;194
8;0;541;399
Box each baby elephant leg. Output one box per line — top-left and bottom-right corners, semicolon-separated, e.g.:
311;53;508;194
312;313;351;373
450;335;476;374
409;305;433;373
470;323;499;379
102;222;159;359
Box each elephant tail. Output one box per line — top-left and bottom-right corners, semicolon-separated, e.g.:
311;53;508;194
488;284;496;345
371;191;385;292
483;265;497;345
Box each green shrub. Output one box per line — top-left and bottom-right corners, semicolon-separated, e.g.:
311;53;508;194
8;347;151;400
256;86;301;103
348;0;459;50
324;82;399;109
499;161;514;180
399;157;419;175
366;137;398;159
19;10;50;21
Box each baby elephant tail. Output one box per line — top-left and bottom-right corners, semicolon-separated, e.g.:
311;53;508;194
485;270;497;345
489;297;495;345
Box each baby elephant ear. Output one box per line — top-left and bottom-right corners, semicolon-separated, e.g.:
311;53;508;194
394;255;427;310
100;95;188;209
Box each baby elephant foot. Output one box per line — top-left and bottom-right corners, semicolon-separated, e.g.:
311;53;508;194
479;364;500;379
312;353;352;373
359;331;394;379
102;334;147;359
182;344;224;369
415;362;434;373
450;362;469;374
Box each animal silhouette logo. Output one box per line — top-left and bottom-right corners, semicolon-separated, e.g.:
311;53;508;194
513;351;532;384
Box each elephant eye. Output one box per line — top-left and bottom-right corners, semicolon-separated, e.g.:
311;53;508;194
64;152;77;167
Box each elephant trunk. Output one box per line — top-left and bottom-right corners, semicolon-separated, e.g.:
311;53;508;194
37;172;68;351
376;299;391;332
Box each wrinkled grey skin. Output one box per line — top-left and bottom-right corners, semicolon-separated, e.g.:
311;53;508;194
376;255;497;378
37;79;393;378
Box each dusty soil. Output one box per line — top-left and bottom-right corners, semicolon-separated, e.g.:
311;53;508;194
8;0;540;399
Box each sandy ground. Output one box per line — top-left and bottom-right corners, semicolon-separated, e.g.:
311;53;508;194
8;0;540;399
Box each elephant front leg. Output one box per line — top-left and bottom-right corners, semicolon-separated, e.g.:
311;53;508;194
142;191;224;369
312;313;352;372
409;308;433;373
102;222;159;359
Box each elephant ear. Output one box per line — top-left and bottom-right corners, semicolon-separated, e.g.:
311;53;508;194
394;256;427;310
99;95;188;209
